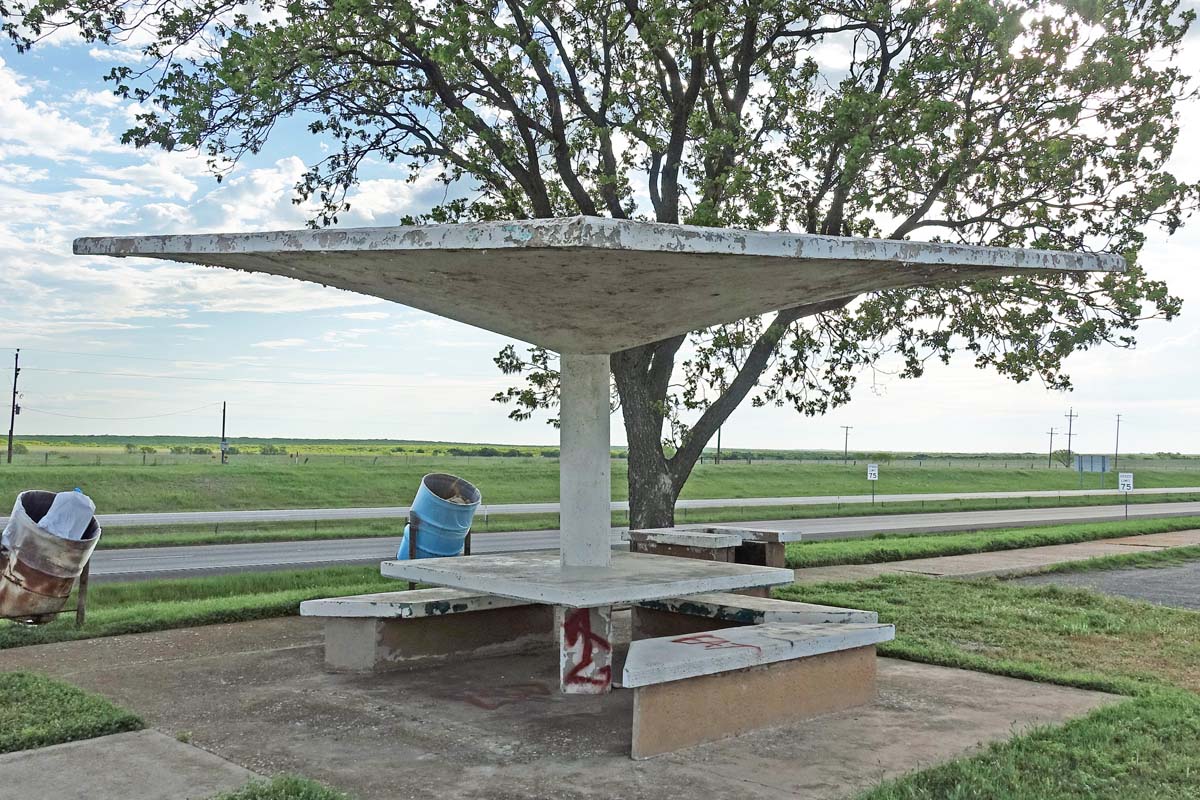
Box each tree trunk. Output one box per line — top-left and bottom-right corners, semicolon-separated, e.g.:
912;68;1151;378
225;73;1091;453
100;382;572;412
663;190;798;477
626;451;678;529
611;349;679;530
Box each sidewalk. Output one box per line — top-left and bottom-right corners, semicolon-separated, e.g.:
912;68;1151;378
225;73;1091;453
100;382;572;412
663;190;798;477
792;529;1200;583
0;729;256;800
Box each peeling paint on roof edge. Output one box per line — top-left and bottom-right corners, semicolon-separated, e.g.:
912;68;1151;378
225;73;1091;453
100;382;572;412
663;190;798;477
73;215;1126;274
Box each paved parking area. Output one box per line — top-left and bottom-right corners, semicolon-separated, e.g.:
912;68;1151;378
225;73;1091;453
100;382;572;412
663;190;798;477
1016;560;1200;610
0;616;1118;800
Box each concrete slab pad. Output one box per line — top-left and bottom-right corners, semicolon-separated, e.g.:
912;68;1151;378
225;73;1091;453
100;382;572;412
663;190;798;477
889;543;1153;578
73;217;1121;355
791;534;1200;584
380;550;794;607
0;617;1120;800
300;587;530;619
1103;530;1200;548
0;729;256;800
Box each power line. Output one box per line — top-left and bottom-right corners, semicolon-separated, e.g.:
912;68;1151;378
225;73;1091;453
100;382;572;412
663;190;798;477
7;349;19;464
20;402;223;421
1114;414;1122;472
1064;407;1078;465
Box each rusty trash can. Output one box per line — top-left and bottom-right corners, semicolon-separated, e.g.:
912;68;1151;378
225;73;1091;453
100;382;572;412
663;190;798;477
0;490;101;625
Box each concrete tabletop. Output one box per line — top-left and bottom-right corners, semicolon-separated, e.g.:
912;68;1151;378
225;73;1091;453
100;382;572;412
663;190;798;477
379;550;794;608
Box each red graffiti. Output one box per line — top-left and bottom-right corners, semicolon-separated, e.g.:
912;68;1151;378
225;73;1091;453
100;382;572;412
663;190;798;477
562;608;612;688
671;633;762;655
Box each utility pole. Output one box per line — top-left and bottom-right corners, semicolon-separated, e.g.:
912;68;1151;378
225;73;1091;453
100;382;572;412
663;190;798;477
220;401;228;465
1114;414;1122;472
715;426;721;466
6;349;19;464
841;426;852;464
1046;427;1056;468
1064;407;1078;466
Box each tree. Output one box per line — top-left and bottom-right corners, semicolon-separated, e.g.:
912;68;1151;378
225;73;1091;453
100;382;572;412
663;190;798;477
1052;448;1074;468
8;0;1194;528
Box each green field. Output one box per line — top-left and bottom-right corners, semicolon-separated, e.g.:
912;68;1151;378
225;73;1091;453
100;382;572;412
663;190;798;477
0;459;1197;514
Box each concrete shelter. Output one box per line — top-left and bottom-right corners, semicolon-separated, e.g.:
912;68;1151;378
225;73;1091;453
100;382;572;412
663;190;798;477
75;216;1123;709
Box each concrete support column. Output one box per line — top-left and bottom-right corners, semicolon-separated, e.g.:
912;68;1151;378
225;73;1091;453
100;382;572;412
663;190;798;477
559;352;611;568
557;605;613;694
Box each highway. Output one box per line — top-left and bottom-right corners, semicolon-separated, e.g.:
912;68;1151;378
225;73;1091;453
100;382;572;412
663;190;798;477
9;485;1196;528
89;500;1200;581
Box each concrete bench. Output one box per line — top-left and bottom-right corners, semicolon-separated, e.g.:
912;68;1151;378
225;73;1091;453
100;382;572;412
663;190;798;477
700;526;803;569
621;621;895;759
631;591;877;639
627;526;801;596
300;588;554;672
625;529;742;562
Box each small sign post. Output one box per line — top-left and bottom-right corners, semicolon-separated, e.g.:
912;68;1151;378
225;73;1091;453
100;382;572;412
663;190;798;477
867;463;879;504
1118;472;1134;519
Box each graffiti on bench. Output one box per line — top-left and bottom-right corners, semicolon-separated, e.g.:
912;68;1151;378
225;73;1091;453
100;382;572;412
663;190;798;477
670;633;763;656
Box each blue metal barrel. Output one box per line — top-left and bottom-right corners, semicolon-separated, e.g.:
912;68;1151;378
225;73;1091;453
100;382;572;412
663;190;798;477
396;473;481;559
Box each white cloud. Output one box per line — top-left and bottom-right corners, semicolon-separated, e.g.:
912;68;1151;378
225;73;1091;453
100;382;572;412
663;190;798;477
342;311;389;320
252;338;309;349
0;55;123;159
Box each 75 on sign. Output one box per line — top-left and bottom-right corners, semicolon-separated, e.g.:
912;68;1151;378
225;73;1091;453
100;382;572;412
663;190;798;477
1118;472;1134;519
866;464;879;481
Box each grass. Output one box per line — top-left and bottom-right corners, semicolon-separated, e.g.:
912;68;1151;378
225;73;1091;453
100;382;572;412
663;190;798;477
211;775;353;800
0;566;396;650
785;516;1200;568
2;459;1197;514
780;574;1200;695
0;671;143;753
856;692;1200;800
7;516;1199;650
780;573;1200;800
92;492;1200;550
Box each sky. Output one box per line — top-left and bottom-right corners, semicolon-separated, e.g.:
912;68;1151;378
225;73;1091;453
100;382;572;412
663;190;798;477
0;10;1198;457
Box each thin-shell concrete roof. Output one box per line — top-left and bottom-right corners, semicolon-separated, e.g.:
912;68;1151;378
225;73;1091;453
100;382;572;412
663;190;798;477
74;216;1124;354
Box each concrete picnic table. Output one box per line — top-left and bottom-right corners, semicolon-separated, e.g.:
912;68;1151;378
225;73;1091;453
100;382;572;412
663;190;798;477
75;216;1121;695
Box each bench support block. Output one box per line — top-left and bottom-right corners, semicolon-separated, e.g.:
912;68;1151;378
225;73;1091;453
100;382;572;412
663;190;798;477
631;644;877;759
323;605;555;672
557;605;613;694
